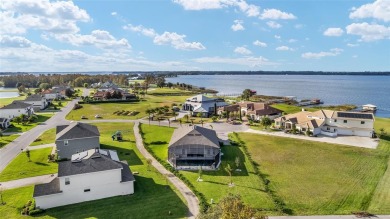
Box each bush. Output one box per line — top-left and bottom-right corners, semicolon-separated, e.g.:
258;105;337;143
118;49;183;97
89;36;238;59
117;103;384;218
29;209;45;215
73;104;83;110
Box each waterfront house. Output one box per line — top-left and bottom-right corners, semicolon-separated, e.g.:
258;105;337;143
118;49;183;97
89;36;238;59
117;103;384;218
0;101;34;119
274;110;374;137
218;102;282;121
182;95;228;117
22;94;48;111
168;125;221;170
56;122;100;159
34;149;135;209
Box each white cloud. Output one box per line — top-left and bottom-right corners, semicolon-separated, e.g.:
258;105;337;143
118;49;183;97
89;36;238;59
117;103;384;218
323;27;344;36
124;23;205;50
0;35;32;48
173;0;260;17
234;46;252;55
193;56;275;67
347;43;359;47
231;20;245;31
111;12;117;16
260;9;296;20
349;0;390;22
302;48;343;59
266;21;282;29
0;0;90;34
276;46;293;51
53;30;132;50
346;22;390;41
274;35;281;39
288;39;297;43
253;40;267;47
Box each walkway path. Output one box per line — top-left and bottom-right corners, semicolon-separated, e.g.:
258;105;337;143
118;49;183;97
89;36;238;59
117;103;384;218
270;215;390;219
25;143;55;151
0;174;57;190
133;122;199;219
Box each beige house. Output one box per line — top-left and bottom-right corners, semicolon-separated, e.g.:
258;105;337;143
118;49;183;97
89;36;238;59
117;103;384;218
218;102;282;121
274;109;374;137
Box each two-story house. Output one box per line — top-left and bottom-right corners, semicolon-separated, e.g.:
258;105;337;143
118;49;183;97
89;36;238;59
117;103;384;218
0;101;34;119
34;149;135;209
22;94;48;111
56;122;100;159
182;95;228;117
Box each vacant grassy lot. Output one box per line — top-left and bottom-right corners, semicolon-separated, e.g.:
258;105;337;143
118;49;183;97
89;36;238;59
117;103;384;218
4;114;53;133
0;147;57;182
0;96;25;106
238;132;390;215
30;128;56;146
0;134;19;148
271;104;315;114
66;94;190;120
148;87;195;95
140;124;276;211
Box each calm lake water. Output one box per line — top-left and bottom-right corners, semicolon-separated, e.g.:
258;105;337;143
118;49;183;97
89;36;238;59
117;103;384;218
167;75;390;118
0;87;19;98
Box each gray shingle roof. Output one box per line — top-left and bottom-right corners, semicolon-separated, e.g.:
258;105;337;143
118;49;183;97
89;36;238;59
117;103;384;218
33;177;61;197
1;101;32;109
25;94;45;101
169;125;220;149
56;122;100;141
58;152;123;177
120;160;136;182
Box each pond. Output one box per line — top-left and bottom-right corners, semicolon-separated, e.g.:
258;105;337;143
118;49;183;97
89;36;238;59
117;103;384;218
0;87;20;98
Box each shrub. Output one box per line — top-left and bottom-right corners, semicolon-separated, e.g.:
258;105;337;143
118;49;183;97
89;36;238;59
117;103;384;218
73;104;83;110
29;209;45;215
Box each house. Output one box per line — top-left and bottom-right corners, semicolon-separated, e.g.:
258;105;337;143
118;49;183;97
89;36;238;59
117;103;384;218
22;94;48;111
0;118;10;129
41;88;66;102
182;95;228;117
56;122;100;159
0;101;34;119
274;109;375;137
168;125;221;170
218;102;282;121
34;149;135;209
92;91;106;100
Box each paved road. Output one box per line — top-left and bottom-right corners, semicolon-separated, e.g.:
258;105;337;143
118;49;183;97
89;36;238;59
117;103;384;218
133;122;199;219
0;174;57;190
0;99;77;173
270;215;390;219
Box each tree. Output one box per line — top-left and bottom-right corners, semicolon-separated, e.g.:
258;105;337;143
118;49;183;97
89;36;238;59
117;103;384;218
197;112;203;118
198;166;203;181
39;83;52;90
261;117;272;129
0;184;4;205
241;89;252;101
83;83;89;88
146;109;153;125
146;158;152;171
211;116;218;122
34;88;41;94
183;114;189;123
13;116;22;124
28;115;38;123
225;164;233;186
18;85;26;93
65;88;74;98
25;149;31;162
171;109;178;121
378;128;387;138
235;156;240;170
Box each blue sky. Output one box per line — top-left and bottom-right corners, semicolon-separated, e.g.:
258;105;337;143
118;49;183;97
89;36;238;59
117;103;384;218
0;0;389;72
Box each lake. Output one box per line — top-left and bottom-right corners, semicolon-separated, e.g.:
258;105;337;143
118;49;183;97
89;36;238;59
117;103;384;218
166;75;390;118
0;87;20;98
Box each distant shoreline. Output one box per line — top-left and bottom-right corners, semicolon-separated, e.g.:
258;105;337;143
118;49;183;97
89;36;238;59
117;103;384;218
0;71;389;76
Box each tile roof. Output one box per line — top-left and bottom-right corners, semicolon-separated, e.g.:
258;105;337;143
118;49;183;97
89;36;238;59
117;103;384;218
0;101;32;109
33;177;62;197
56;122;100;141
169;125;220;149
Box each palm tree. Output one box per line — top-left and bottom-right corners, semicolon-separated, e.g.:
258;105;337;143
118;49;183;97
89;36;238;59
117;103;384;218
167;118;171;127
183;114;189;123
145;108;152;125
225;164;233;185
25;149;31;162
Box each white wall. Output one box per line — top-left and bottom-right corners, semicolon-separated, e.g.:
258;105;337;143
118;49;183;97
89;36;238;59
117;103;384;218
0;107;33;119
326;118;374;130
23;99;47;110
35;169;134;209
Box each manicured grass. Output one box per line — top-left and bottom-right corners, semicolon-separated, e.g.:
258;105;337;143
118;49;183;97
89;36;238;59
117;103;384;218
148;87;195;95
271;104;315;114
30;128;56;146
4;114;53;133
0;186;34;219
66;94;190;120
0;134;19;148
238;132;390;215
374;117;390;133
0;148;57;182
0;96;25;106
139;124;276;212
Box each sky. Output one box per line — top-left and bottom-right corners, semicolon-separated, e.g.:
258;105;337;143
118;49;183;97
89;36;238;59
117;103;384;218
0;0;389;72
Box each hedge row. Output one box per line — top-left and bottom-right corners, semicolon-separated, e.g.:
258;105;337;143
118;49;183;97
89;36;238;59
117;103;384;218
138;124;210;212
78;99;139;104
231;132;291;214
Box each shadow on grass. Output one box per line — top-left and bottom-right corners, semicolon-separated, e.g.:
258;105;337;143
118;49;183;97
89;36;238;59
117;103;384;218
149;141;167;145
100;144;143;166
40;176;188;219
34;162;49;166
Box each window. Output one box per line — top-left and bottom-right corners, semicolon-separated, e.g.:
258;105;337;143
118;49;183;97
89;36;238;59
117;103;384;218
65;178;70;185
361;121;365;125
327;127;330;131
334;119;337;122
343;120;347;123
64;140;69;146
84;189;91;192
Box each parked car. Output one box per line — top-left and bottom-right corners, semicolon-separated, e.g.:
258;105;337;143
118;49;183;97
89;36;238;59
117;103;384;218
95;114;102;118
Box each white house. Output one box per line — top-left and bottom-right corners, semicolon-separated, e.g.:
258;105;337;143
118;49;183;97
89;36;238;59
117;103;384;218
274;109;375;137
182;95;228;117
0;101;34;119
22;94;48;111
34;149;135;209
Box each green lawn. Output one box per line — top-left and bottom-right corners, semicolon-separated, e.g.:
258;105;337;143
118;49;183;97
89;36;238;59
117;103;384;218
0;134;19;148
139;124;276;212
66;94;190;120
271;103;316;114
0;96;25;106
4;114;53;133
238;132;390;215
30;128;56;146
148;87;195;95
0;148;57;182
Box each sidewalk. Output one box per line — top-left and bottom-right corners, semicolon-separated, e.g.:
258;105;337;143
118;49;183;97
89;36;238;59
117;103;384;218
0;174;57;190
25;143;55;151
